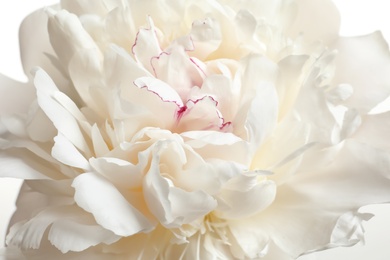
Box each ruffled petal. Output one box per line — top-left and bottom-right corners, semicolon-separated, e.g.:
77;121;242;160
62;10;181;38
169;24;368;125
143;141;217;227
215;174;276;219
178;96;229;132
234;54;279;150
34;69;91;156
261;140;390;257
72;172;155;236
150;46;204;99
6;205;120;253
132;17;162;73
51;133;90;170
228;220;270;259
331;32;390;113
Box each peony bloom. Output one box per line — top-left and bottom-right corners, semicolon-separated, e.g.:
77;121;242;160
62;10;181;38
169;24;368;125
1;0;390;259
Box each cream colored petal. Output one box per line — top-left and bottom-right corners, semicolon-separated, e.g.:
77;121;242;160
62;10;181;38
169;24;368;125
34;69;91;156
287;0;340;44
7;205;120;253
72;172;155;236
0;75;34;116
261;140;390;257
332;32;390;114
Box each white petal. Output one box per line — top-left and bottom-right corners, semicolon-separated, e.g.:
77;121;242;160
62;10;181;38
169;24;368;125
234;55;279;150
143;141;217;227
169;187;217;224
48;218;120;253
288;0;340;44
178;96;228;132
329;210;373;247
134;77;183;107
47;9;101;68
52;133;90;170
182;131;250;165
0;152;50;179
181;131;242;147
332;32;390;113
352;112;390;151
132;17;162;72
34;69;91;156
89;157;142;189
215;175;276;219
262;140;390;257
190;17;222;60
0;75;35;116
26;102;57;142
72;172;154;236
151;46;204;99
7;205;119;253
91;124;110;157
228;220;270;259
19;7;76;99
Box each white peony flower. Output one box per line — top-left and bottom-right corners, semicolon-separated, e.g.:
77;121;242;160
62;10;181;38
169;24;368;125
1;0;390;259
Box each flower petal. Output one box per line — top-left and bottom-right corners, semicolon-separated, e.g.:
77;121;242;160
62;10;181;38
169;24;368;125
150;47;204;99
0;75;34;116
234;54;279;150
332;32;390;113
215;174;276;219
7;205;120;253
133;77;183;107
34;69;91;156
72;172;155;236
262;140;390;257
0;152;51;179
132;17;162;73
288;0;340;44
51;133;90;170
143;141;217;227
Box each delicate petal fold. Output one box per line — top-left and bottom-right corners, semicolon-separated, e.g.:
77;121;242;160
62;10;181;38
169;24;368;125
262;140;390;257
72;172;155;236
34;69;91;156
215;174;276;219
6;206;120;253
332;32;390;113
143;141;217;227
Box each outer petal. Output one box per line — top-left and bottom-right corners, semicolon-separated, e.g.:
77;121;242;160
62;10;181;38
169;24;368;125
34;69;91;156
72;172;155;236
352;112;390;151
261;140;390;257
228;220;270;259
331;32;390;114
51;133;90;170
215;174;276;219
0;75;35;116
6;205;120;253
287;0;340;44
20;7;77;101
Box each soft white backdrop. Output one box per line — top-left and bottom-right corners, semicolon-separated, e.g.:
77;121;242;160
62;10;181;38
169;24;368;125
1;1;390;259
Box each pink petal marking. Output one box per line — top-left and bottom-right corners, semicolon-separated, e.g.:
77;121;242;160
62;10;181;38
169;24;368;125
150;51;171;78
176;95;232;132
133;77;184;108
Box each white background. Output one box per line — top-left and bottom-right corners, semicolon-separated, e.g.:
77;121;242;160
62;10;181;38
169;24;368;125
1;1;390;259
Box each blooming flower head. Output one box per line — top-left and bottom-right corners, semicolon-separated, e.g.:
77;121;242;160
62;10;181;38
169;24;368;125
1;0;390;259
